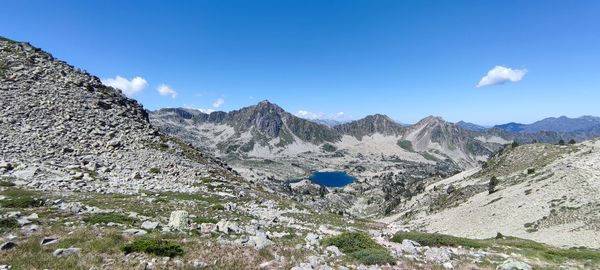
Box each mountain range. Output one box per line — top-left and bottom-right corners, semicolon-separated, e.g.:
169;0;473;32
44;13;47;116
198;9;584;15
150;101;506;170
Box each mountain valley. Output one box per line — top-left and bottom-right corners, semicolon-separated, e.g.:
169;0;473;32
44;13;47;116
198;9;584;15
2;37;600;270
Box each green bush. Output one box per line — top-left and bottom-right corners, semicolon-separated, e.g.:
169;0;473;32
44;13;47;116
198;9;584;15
212;204;225;211
149;168;161;174
83;213;135;225
527;168;535;174
0;218;19;232
322;232;395;265
351;248;396;265
488;176;499;194
122;238;184;257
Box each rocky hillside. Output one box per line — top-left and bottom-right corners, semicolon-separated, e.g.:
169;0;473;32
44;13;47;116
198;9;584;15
0;37;235;194
383;139;600;249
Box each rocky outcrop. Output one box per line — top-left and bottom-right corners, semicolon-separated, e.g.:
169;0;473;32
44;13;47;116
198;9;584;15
0;37;234;193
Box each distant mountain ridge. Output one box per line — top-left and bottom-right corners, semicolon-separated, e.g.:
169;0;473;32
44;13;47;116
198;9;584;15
150;101;507;168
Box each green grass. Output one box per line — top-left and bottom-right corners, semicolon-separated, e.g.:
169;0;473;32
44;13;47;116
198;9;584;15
122;238;184;257
149;167;161;174
82;212;135;225
397;140;414;152
391;231;600;263
322;232;395;265
0;188;45;208
193;216;217;224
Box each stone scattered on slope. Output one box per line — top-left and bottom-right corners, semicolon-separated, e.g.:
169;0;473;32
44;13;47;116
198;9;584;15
53;247;81;257
167;211;190;231
0;242;17;251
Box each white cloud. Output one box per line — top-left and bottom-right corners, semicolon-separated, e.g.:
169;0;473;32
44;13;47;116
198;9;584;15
295;110;347;120
157;84;177;98
182;104;215;114
101;76;147;96
198;108;215;113
477;66;527;88
212;98;225;108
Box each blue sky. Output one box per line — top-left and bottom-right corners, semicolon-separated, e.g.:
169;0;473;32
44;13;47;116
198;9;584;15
2;1;600;125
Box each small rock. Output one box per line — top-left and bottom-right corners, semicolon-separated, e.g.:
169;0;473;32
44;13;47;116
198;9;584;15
141;221;159;230
20;224;40;234
248;231;272;250
424;247;452;263
199;223;216;234
325;245;343;256
167;211;189;230
0;242;17;251
123;229;147;236
401;239;420;255
190;260;207;269
497;259;532;270
53;247;81;257
216;220;241;234
443;261;454;269
40;236;60;246
304;233;321;247
16;218;31;226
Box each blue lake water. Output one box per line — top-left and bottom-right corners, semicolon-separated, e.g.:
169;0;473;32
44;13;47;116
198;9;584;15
309;171;356;188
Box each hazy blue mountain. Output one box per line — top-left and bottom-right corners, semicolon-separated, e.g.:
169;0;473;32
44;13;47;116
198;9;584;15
456;121;487;132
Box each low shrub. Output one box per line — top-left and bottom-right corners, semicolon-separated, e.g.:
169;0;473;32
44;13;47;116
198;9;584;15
212;204;225;211
351;248;396;265
122;238;184;257
322;232;395;265
0;218;19;232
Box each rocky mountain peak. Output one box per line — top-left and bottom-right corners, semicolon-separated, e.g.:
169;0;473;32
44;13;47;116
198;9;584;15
334;113;403;139
415;116;446;127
